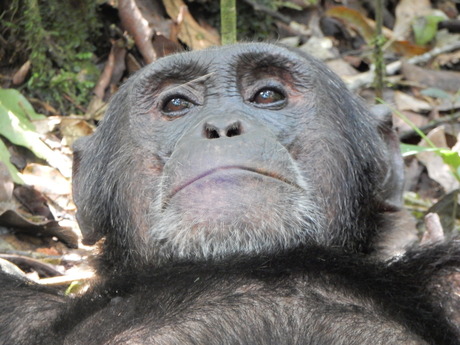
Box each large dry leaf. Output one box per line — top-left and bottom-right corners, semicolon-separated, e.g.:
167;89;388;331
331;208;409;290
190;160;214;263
0;209;78;247
326;6;374;42
394;91;431;112
163;0;220;49
402;61;460;93
417;127;459;192
327;6;428;57
393;0;431;40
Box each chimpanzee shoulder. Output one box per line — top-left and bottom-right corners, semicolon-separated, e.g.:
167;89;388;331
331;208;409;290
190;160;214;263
36;244;458;345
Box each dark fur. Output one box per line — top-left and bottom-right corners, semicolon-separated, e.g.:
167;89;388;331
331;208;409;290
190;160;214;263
1;43;459;344
1;244;459;344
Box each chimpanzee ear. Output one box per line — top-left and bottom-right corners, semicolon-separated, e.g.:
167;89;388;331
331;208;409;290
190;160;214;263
71;136;88;178
370;104;405;208
72;136;104;245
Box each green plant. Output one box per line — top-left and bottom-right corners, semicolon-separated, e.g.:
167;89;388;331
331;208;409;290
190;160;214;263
386;101;460;181
2;0;101;114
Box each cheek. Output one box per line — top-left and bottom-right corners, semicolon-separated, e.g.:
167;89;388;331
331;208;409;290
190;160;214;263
127;157;164;233
130;112;195;159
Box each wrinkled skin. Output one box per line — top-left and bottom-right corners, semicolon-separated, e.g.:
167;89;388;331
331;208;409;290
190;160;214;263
73;43;407;272
1;43;459;345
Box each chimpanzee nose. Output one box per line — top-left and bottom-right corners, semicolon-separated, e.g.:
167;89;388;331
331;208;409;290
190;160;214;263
202;119;244;139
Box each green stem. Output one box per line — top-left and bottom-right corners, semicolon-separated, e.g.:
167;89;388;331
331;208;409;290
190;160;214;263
221;0;237;45
373;0;384;100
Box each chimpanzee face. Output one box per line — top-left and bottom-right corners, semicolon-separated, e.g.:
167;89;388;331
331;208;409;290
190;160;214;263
73;43;394;266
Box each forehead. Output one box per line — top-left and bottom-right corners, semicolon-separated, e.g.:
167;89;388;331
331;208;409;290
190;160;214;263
138;43;310;81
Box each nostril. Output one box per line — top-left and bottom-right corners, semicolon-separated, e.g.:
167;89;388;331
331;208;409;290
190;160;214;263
203;121;243;139
226;122;242;137
204;125;220;139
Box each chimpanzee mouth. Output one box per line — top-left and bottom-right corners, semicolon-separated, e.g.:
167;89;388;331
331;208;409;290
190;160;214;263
170;165;301;199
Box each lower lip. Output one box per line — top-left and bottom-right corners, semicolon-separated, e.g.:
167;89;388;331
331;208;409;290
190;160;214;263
172;167;265;196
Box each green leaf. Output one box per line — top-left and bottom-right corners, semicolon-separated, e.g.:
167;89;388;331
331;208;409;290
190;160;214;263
412;15;444;46
401;145;460;180
0;90;46;154
0;139;23;184
420;87;452;99
65;281;84;295
439;149;460;170
0;89;68;176
0;89;45;124
400;143;441;157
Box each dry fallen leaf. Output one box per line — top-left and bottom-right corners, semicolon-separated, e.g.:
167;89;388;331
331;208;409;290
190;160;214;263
417;127;460;193
402;61;460;93
163;0;220;49
394;91;432;112
393;0;431;40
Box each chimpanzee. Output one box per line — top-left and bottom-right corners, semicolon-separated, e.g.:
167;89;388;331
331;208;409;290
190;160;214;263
1;43;459;345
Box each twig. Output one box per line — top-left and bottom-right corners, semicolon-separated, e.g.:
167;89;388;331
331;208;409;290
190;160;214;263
240;0;291;25
39;271;94;286
63;94;87;113
346;41;460;91
399;111;460;141
94;44;116;99
0;254;61;277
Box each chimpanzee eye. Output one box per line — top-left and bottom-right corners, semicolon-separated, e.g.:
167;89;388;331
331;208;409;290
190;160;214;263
251;88;286;105
162;97;193;114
